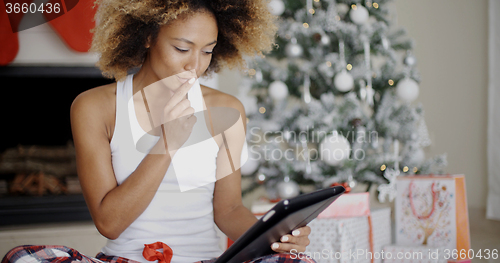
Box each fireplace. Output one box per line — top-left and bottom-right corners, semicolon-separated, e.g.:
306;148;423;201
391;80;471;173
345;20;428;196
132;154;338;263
0;66;114;226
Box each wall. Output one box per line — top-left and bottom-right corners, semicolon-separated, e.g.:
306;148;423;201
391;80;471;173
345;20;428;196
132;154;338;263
392;0;489;209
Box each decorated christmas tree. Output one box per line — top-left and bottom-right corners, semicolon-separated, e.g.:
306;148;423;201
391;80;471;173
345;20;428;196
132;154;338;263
238;0;447;200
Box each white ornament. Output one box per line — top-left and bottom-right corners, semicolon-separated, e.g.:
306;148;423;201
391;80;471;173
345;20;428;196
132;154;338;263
277;177;300;199
285;38;303;58
377;168;400;203
269;80;289;100
321;34;331;46
404;54;417;67
320;132;351;166
347;175;357;189
240;152;260;175
268;0;285;16
334;70;354;92
349;5;369;25
336;3;349;16
381;37;390;50
396;77;419;103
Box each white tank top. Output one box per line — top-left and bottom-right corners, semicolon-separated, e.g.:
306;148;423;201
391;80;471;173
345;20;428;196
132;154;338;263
101;74;223;263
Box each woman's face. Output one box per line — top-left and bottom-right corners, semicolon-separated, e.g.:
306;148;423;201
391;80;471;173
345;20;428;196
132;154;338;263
146;11;218;90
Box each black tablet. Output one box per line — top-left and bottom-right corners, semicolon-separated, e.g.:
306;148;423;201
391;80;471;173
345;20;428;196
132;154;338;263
214;186;346;263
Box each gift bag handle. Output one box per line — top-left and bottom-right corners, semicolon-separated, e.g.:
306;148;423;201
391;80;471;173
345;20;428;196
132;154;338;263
409;180;437;220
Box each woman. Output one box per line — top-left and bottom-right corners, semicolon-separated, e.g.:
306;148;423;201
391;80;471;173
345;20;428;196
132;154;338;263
2;0;313;263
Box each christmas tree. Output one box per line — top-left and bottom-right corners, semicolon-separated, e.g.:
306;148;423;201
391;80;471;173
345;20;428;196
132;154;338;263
238;0;447;201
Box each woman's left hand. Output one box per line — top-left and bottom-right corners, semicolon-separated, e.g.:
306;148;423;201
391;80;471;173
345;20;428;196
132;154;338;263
270;226;311;254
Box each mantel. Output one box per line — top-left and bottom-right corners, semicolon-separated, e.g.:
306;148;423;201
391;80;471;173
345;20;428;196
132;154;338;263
0;66;106;78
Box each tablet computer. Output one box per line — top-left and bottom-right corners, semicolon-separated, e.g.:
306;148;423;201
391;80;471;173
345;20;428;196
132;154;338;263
214;186;345;263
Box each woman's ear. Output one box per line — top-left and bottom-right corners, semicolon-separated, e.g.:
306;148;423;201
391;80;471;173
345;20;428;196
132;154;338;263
145;35;152;49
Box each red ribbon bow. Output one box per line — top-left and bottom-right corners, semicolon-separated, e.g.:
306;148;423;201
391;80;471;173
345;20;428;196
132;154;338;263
143;242;173;263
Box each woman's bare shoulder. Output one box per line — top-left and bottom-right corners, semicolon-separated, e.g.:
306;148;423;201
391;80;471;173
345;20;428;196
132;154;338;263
200;85;245;115
71;83;116;115
70;82;117;139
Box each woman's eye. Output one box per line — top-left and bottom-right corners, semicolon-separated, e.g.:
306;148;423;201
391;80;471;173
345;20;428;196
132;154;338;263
175;47;189;52
204;50;213;55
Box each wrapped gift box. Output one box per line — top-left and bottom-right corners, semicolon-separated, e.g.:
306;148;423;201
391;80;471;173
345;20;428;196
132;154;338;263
306;207;392;263
317;192;370;218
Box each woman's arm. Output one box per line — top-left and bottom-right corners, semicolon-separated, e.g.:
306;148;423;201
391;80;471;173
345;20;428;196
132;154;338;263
212;95;258;240
212;95;310;253
70;81;194;240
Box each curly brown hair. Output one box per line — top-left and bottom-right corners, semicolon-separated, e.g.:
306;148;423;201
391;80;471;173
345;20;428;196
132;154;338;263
90;0;278;81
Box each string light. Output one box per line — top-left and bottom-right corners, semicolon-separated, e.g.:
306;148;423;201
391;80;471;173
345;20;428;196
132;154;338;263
413;167;418;173
403;166;409;173
335;15;341;21
308;9;315;15
380;164;386;171
314;0;320;2
388;79;394;86
326;61;332;67
303;23;310;28
373;2;379;9
366;1;372;8
248;69;256;76
259;107;266;114
346;64;353;70
351;4;357;10
258;173;266;181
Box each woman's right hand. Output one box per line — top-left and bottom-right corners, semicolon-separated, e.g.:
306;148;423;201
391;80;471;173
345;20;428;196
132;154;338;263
154;77;197;156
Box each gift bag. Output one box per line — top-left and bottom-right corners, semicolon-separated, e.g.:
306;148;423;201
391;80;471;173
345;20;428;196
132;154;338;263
395;175;470;261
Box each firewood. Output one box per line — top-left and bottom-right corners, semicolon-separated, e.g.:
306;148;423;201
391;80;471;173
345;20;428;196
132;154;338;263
2;143;75;161
9;174;26;194
8;172;68;196
0;160;76;178
37;172;44;196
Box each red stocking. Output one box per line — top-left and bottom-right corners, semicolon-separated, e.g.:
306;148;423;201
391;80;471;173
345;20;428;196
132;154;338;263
0;0;33;65
43;0;96;52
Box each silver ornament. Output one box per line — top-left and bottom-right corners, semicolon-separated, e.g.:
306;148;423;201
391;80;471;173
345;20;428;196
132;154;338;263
334;70;354;92
277;176;300;199
347;175;357;189
336;3;350;16
404;55;417;67
269;80;289;100
321;34;331;46
382;37;390;50
268;0;285;16
255;69;263;83
404;51;417;66
349;4;369;25
303;74;312;104
285;38;303;58
396;77;419;103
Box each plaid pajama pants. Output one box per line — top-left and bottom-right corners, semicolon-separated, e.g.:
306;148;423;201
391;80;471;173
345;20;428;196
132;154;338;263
2;245;316;263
